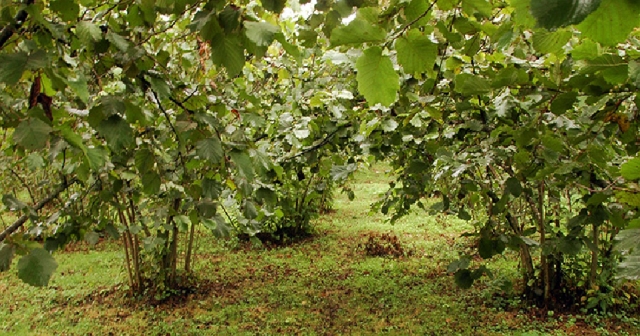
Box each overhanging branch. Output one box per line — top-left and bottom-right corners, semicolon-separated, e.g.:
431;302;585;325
0;178;77;242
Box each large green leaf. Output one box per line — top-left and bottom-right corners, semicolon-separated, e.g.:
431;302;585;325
244;21;280;47
330;9;386;46
505;177;522;197
578;0;640;46
230;150;255;182
196;138;224;163
209;33;244;77
454;269;474;289
532;29;572;54
66;75;90;104
95;115;134;151
135;148;156;174
0;51;46;85
396;31;438;74
76;21;102;42
615;229;640;280
17;248;58;287
141;171;161;195
530;0;601;29
85;147;107;171
454;73;491;95
621;157;640;180
146;75;171;100
202;215;232;238
58;124;86;150
13;118;53;150
356;47;399;107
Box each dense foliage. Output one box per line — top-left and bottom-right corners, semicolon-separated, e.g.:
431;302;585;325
1;0;640;310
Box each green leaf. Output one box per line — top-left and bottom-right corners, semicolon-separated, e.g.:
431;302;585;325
458;209;472;221
244;21;280;47
84;232;100;246
454;269;474;289
146;75;171;100
58;125;86;150
621;157;640;180
106;31;131;51
331;163;357;181
511;0;536;28
454;73;491;95
447;256;471;273
557;236;583;255
262;0;286;13
571;39;601;60
243;200;259;219
478;237;494;259
209;33;244;77
616;228;640;251
405;0;433;25
135;148;156;174
26;153;44;170
617;191;640;207
579;54;628;85
256;187;277;205
17;248;58;287
629;60;640;87
202;178;222;199
230;150;255;182
13;118;53;150
530;0;601;29
396;32;438;74
618;255;640;281
532;29;572;54
50;0;79;21
202;215;232;238
174;215;191;232
196;138;224;163
578;0;640;46
462;0;493;18
0;243;15;272
550;92;578;115
67;75;90;104
0;52;28;85
330;10;386;46
505;177;523;197
2;194;27;210
356;47;399;107
141;171;161;195
85;147;107;171
125;102;148;126
95;115;134;151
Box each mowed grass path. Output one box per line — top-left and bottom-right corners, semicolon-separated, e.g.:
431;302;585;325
1;166;639;335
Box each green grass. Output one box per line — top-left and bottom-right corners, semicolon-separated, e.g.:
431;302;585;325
1;165;639;335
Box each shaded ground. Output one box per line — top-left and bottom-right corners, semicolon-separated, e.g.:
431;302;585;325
1;166;640;335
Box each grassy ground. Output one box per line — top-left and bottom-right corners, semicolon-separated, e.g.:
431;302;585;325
1;166;640;335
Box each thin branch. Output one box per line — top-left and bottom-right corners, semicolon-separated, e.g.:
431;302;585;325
388;0;438;44
9;168;35;204
280;124;351;162
0;0;35;50
0;178;77;242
